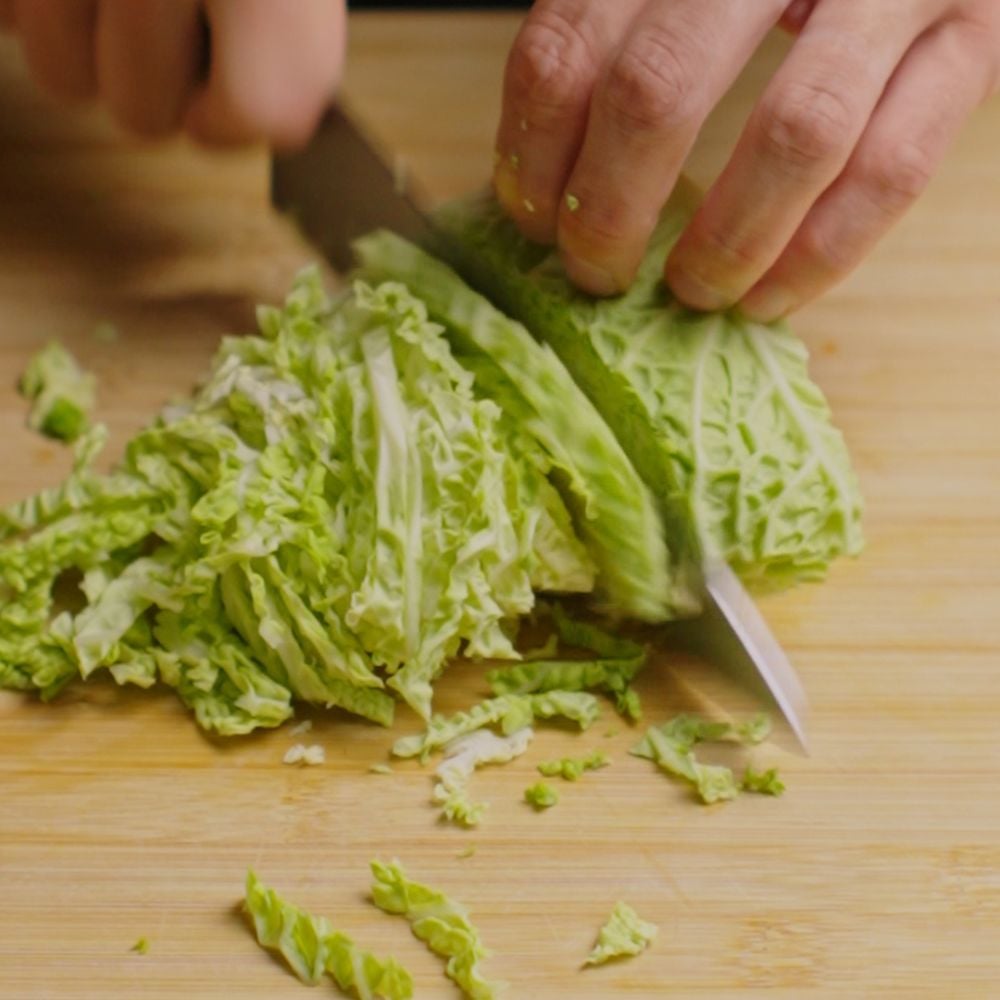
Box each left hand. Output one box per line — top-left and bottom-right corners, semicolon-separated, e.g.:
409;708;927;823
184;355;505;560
493;0;1000;319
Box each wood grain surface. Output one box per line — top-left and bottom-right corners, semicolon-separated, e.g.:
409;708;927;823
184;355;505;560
2;12;999;999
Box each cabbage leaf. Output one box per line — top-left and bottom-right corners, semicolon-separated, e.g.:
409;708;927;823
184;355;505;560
434;187;863;589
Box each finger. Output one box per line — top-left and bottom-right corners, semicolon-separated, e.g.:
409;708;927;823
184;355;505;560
779;0;819;36
95;0;203;137
14;0;97;102
558;0;786;296
741;17;1000;320
493;0;644;244
666;0;934;310
185;0;345;148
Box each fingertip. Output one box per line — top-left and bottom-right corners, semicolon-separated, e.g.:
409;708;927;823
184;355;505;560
664;256;732;312
739;283;797;322
492;151;521;212
561;251;626;297
493;152;558;244
184;58;330;148
190;0;344;147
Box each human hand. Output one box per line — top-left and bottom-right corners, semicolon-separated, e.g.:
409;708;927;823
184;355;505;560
0;0;346;147
493;0;1000;318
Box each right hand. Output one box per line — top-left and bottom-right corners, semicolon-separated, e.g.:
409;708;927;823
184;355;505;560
0;0;347;147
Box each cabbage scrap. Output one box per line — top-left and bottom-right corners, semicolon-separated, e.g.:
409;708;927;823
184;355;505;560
433;726;533;827
488;659;643;722
19;341;96;442
631;713;781;804
370;860;502;1000
391;691;600;762
523;781;558;809
244;870;413;999
584;902;658;967
742;766;786;796
487;604;647;721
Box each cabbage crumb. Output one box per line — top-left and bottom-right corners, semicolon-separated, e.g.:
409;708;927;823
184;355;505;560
524;781;558;810
283;744;325;766
537;749;609;781
584;901;657;967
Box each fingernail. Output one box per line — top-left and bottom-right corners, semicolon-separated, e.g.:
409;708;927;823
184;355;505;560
740;285;796;323
562;254;623;297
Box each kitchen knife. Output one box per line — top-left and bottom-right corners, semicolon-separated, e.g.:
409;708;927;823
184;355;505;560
271;103;810;753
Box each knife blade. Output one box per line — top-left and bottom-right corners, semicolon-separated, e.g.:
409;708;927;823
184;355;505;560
270;103;810;753
675;557;810;753
272;103;435;272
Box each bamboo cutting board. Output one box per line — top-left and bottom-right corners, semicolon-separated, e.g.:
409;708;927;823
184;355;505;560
2;13;1000;999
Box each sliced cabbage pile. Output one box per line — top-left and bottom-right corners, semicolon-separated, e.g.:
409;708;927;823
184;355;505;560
0;193;863;734
0;275;598;730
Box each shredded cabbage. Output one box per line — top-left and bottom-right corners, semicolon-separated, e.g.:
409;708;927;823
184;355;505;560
392;691;600;762
354;231;680;622
487;604;646;719
1;272;594;730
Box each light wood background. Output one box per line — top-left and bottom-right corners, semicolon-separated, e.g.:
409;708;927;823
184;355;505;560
2;12;999;999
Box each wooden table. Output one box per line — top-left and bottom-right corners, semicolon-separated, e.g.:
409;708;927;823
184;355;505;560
2;12;999;998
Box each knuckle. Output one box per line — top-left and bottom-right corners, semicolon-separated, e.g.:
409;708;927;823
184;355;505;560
861;139;936;210
758;80;857;170
798;220;853;274
507;10;593;116
603;30;701;134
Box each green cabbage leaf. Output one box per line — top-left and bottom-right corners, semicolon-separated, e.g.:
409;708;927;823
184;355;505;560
434;188;863;589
